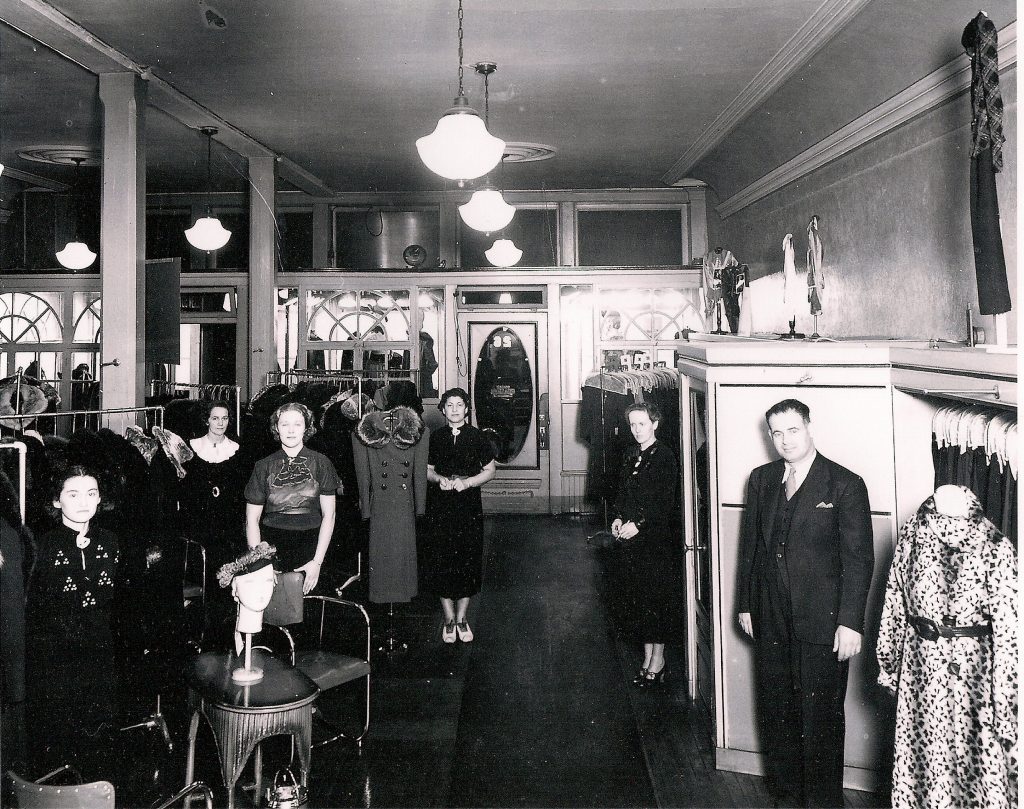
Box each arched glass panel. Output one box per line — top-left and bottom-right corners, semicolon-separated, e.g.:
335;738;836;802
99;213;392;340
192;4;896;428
0;292;63;344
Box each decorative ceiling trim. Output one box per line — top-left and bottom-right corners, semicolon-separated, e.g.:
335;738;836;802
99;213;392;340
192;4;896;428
660;0;874;187
0;0;334;196
17;145;100;165
1;167;69;191
716;21;1017;219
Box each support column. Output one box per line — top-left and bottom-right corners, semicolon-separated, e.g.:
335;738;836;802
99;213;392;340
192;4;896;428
248;156;276;392
311;202;332;267
98;73;147;409
687;186;708;264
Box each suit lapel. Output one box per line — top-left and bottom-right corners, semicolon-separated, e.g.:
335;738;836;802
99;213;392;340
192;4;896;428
788;453;832;539
759;459;786;548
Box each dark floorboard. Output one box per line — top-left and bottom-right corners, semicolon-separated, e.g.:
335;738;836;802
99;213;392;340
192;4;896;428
4;514;892;808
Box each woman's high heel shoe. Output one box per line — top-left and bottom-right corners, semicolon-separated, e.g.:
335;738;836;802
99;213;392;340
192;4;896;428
631;668;649;687
639;666;667;687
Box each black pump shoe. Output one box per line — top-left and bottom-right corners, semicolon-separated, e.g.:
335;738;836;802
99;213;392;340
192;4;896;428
638;666;667;687
631;668;649;687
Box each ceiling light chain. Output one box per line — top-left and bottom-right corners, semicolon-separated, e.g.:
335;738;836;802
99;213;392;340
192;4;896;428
457;0;465;97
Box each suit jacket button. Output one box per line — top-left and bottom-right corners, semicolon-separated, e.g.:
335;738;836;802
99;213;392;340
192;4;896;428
403;460;410;467
382;460;388;467
381;472;388;479
776;552;783;559
401;483;408;489
381;484;388;490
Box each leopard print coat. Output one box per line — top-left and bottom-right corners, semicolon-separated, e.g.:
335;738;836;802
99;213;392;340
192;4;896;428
877;487;1017;808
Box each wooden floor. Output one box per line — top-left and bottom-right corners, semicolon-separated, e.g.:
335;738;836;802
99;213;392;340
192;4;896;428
20;514;892;808
299;514;891;808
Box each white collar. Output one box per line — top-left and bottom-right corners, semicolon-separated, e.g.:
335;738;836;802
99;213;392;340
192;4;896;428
190;435;239;463
782;450;817;488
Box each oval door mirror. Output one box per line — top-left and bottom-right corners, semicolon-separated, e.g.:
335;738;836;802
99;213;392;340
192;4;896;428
474;327;533;463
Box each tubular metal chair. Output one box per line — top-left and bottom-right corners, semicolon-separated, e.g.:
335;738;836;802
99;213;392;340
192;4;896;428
264;594;372;748
6;766;212;809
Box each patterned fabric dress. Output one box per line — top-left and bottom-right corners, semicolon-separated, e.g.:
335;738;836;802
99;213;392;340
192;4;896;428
876;488;1017;809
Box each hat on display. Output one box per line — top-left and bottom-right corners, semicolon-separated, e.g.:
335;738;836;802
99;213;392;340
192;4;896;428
0;381;49;429
217;542;279;588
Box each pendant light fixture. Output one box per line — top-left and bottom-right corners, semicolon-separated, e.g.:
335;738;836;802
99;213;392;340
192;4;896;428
185;126;231;252
416;0;505;185
55;157;97;270
485;238;523;267
458;62;515;233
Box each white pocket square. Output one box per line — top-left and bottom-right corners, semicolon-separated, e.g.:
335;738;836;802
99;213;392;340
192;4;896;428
816;502;834;509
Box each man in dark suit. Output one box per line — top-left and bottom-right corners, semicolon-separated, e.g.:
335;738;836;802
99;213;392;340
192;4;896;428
737;399;874;808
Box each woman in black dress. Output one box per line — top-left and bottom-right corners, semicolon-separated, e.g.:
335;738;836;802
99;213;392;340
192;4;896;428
179;400;248;622
425;388;496;643
611;401;679;687
26;464;119;775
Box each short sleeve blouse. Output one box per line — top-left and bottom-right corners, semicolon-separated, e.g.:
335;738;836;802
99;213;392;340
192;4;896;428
244;446;340;530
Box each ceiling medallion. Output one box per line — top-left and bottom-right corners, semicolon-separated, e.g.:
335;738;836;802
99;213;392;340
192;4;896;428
501;143;557;164
17;146;101;166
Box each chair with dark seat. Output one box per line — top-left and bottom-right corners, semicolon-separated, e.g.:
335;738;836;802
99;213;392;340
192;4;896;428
6;765;213;809
263;594;371;748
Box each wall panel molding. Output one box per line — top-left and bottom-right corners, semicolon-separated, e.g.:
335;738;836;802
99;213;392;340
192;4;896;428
661;0;874;186
716;21;1017;219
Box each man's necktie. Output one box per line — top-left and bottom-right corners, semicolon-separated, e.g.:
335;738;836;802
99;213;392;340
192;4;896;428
785;464;798;500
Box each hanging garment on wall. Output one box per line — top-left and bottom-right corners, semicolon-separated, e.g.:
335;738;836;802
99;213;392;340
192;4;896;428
931;404;1016;538
962;13;1011;315
876;488;1017;809
805;216;825;316
781;233;802;321
701;248;738;324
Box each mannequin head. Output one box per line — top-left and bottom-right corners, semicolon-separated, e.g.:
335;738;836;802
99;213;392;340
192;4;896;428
217;542;279;637
231;561;276;634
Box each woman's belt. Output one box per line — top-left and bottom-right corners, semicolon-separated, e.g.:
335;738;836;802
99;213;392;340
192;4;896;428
908;615;992;640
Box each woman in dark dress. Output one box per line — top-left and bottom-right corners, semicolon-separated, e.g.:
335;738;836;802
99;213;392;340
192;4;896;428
26;464;120;775
425;388;496;643
179;400;248;622
611;401;679;687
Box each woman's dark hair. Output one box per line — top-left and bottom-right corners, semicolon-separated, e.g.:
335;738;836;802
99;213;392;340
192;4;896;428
270;402;316;442
625;401;662;423
437;387;471;415
201;399;233;425
49;463;101;507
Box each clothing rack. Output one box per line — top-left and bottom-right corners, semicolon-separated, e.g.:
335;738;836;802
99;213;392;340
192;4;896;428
0;406;165;438
149;380;243;436
266;368;418;388
0;440;27;524
581;367;680;525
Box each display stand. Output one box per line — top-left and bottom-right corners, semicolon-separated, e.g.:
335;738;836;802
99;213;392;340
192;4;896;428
232;633;264;684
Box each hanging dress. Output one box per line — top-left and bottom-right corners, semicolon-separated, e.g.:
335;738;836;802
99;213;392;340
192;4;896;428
781;233;802;319
806;217;826;316
876;488;1017;809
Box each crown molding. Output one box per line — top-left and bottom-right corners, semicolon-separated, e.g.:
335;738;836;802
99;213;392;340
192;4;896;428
716;21;1017;219
661;0;873;186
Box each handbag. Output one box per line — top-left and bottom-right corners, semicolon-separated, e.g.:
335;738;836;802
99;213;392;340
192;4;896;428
265;767;308;808
263;570;305;626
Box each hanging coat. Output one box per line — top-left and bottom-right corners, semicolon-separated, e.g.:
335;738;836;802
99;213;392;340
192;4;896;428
876;488;1017;809
353;407;428;603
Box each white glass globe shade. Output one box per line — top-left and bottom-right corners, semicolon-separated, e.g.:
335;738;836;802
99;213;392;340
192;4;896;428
416;108;505;182
485;239;523;267
459;189;515;233
185;216;232;251
55;241;97;270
